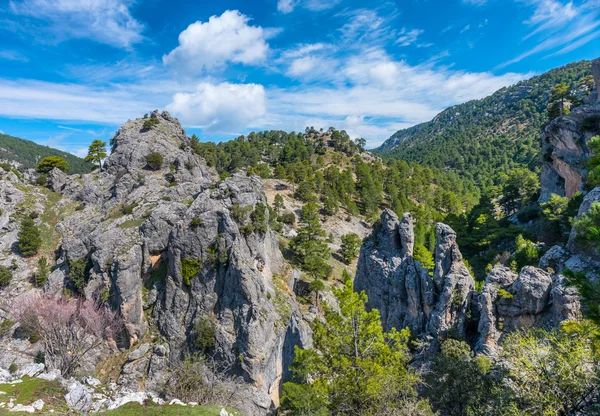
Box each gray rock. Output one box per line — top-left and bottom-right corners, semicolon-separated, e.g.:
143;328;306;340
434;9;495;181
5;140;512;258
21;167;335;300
356;211;473;343
46;168;68;193
64;380;93;412
16;363;44;378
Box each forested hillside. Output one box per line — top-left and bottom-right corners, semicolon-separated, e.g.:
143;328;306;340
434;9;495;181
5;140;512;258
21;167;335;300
192;127;479;242
0;133;92;174
377;60;594;186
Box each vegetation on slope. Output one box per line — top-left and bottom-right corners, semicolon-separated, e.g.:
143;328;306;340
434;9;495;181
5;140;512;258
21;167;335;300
377;60;593;186
0;133;93;174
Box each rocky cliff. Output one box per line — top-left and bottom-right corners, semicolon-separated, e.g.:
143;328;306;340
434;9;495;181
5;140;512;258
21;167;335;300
355;201;597;355
540;57;600;202
0;111;311;414
354;210;474;351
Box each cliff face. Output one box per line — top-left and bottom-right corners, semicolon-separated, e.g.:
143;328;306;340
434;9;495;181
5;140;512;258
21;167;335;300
355;206;593;355
354;210;474;347
0;111;311;415
540;57;600;202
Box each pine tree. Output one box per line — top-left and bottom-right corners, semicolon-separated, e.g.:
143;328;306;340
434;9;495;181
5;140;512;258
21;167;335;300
282;277;432;415
17;217;42;257
340;233;361;264
290;203;331;280
84;140;107;167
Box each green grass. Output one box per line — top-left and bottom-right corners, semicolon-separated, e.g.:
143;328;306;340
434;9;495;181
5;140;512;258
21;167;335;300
117;218;146;229
0;376;69;413
103;403;240;415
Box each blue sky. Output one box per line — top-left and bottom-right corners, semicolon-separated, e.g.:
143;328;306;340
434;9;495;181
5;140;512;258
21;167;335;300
0;0;598;156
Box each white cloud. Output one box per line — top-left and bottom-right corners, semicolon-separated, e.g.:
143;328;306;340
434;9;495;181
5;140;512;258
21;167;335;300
166;82;266;134
498;0;600;68
368;62;400;88
9;0;144;48
163;10;274;77
0;50;29;62
281;43;328;59
277;0;341;14
396;28;424;46
287;56;321;77
277;0;299;13
462;0;488;5
0;79;153;124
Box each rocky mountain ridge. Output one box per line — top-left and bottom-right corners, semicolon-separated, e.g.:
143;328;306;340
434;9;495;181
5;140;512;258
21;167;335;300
0;111;311;414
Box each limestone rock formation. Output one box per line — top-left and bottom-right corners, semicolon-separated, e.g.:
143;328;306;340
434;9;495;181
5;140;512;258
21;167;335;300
539;59;600;201
356;209;585;356
0;112;311;415
355;210;473;342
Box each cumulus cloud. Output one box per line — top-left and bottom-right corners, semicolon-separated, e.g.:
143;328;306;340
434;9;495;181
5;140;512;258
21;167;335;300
163;10;274;77
166;82;266;133
9;0;144;48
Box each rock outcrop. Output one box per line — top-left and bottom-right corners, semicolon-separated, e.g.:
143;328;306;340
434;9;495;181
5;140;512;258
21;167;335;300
540;58;600;201
356;209;585;356
355;210;473;343
0;111;311;415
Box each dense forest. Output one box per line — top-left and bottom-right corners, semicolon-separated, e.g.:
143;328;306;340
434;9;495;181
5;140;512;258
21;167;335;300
377;60;594;187
0;133;92;174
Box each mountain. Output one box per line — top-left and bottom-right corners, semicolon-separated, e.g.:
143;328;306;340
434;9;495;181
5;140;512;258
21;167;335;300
376;60;594;187
0;133;93;174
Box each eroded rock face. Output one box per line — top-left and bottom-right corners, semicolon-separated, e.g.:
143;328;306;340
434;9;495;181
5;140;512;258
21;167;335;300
357;209;585;356
0;112;311;415
539;59;600;202
355;210;473;342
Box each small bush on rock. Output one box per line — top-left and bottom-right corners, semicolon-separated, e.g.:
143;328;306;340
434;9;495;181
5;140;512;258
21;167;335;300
145;152;164;170
181;258;201;286
0;266;12;287
193;317;216;353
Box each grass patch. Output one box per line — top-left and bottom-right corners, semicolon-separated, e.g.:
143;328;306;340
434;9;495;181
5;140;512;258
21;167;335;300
0;376;68;413
118;218;146;229
103;403;240;415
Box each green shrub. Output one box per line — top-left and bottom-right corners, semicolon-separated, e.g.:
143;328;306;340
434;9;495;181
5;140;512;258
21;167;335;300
572;202;600;252
497;288;514;299
0;162;11;171
8;363;18;374
36;156;69;174
190;217;202;228
181;258;201;286
0;266;12;287
514;235;539;270
17;217;41;257
69;258;89;292
35;257;50;287
142;117;159;131
145;152;164;170
35;350;45;364
0;319;14;337
121;203;138;215
193;317;216;352
279;212;296;225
